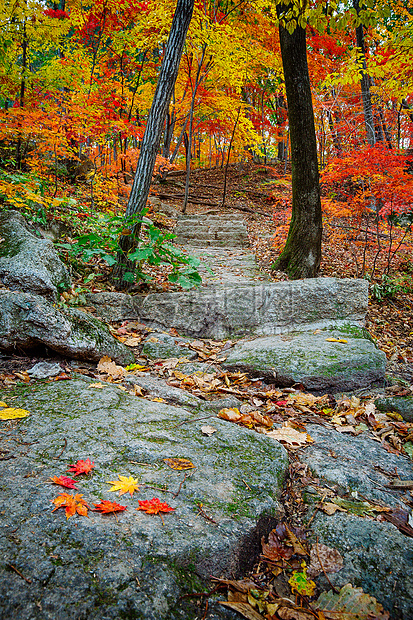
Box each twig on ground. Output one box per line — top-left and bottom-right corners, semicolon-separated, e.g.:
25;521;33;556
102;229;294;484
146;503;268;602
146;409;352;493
7;564;32;584
53;438;67;460
316;537;339;593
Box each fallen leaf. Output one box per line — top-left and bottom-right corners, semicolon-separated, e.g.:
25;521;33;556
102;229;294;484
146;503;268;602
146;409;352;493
314;583;390;619
218;407;242;422
137;498;175;522
325;337;348;343
97;357;124;379
219;601;264;620
307;543;343;578
49;475;78;489
0;401;8;407
107;474;140;496
164;458;195;470
123;337;142;347
266;426;313;448
93;500;127;513
0;407;30;420
88;382;104;388
288;564;316;597
320;502;345;515
261;528;294;561
201;425;217;436
147;396;167;403
146;336;159;343
332;497;390;516
125;363;149;371
67;458;95;476
51;493;89;519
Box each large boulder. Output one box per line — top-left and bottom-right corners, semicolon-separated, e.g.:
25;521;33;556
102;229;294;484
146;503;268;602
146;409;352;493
0;377;288;620
300;424;413;620
221;327;386;392
87;278;369;338
0;210;71;298
0;290;134;364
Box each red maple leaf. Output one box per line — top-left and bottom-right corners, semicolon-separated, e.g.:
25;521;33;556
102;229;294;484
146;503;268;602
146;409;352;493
67;458;95;476
50;475;78;489
136;498;175;524
93;500;127;514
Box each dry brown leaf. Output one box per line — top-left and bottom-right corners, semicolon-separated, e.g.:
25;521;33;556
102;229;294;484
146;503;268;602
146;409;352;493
266;426;313;448
307;543;344;578
201;425;217;436
88;382;104;389
314;583;390;619
219;601;264;620
320;502;345;515
163;458;195;470
277;607;317;620
97;357;124;379
218;407;242;422
123;337;142;347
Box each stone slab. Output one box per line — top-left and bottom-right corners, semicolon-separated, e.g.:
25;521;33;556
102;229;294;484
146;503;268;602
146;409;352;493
87;278;369;339
221;328;386;392
0;378;288;620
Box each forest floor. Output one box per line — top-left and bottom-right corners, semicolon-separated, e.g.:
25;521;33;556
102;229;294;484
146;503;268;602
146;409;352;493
147;162;413;378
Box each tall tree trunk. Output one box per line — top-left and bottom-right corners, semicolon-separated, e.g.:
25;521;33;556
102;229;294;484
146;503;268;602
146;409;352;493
353;0;375;146
111;0;194;289
272;5;322;279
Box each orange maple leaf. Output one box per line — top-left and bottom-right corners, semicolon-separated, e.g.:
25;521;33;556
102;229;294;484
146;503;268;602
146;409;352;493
50;475;78;489
51;493;89;519
67;458;95;476
93;500;127;514
137;498;175;524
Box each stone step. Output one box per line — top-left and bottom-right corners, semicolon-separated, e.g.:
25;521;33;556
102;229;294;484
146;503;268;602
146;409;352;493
174;214;249;247
86;277;369;340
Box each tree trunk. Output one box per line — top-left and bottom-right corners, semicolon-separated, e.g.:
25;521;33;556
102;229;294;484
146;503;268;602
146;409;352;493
272;6;322;279
111;0;194;289
353;0;375;146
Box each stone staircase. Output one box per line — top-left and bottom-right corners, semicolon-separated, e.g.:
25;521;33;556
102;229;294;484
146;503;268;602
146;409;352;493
174;213;249;248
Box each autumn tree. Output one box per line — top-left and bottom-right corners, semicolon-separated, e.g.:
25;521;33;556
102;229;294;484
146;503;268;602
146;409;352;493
111;0;195;288
272;1;322;278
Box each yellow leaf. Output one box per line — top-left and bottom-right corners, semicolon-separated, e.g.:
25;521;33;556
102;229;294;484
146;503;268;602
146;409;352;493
0;401;8;407
0;407;30;420
325;337;348;343
107;474;140;496
89;382;104;389
163;458;195;470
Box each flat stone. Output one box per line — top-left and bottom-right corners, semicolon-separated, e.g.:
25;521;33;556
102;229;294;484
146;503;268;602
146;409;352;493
0;210;71;299
0;291;134;365
310;513;413;620
221;328;386;392
174;214;249;248
375;396;413;422
141;332;197;360
0;377;288;620
88;278;369;339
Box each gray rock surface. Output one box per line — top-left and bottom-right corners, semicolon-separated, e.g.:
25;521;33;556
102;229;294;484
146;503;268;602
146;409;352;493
0;210;71;298
0;291;134;365
300;423;413;509
125;372;243;412
222;328;386;392
0;377;288;620
310;514;413;620
300;423;413;619
375;396;413;422
141;332;197;360
87;278;369;339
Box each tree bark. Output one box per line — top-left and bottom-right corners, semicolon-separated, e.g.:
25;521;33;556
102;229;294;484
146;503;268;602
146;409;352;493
112;0;194;289
353;0;375;146
272;6;322;279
